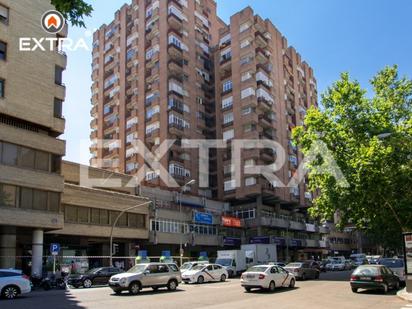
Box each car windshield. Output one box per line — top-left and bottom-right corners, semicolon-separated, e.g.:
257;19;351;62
353;266;380;276
215;259;232;266
246;266;268;272
85;268;100;274
286;263;302;268
191;265;206;271
379;259;404;268
180;263;193;270
127;265;147;273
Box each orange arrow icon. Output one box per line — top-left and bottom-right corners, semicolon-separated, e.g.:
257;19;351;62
47;16;58;28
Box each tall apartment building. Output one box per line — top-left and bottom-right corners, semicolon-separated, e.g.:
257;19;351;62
90;0;224;198
90;3;332;261
0;0;67;275
214;8;321;260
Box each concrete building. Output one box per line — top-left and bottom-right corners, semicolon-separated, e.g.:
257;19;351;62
0;0;67;276
88;3;332;261
214;7;321;261
90;0;224;199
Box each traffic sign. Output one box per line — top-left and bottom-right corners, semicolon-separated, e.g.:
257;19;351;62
50;243;60;256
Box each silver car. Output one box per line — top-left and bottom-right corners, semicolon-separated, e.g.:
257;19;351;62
284;262;320;280
109;263;182;295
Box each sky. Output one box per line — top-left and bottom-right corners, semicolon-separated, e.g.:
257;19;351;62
62;0;412;165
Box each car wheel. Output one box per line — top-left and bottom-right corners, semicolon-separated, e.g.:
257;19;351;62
381;284;388;294
83;279;92;288
167;280;178;291
268;281;276;292
289;278;295;288
197;276;205;284
228;270;234;278
2;286;19;299
129;282;141;295
301;273;306;281
315;272;320;279
220;274;227;282
244;287;252;292
351;288;358;293
394;281;400;290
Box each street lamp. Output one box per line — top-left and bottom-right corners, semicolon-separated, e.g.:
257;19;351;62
179;179;195;266
109;200;152;266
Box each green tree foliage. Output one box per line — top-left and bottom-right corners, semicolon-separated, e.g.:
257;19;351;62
51;0;93;27
293;66;412;249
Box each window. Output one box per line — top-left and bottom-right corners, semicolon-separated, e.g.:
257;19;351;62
224;180;236;191
222;96;233;109
33;190;48;211
223;112;233;124
241;71;253;82
65;205;77;222
240;55;253;65
223;129;234;141
241;87;255;99
18;148;35;169
242;106;253;115
49;192;60;212
0;184;16;207
0;41;6;60
245;177;257;186
0;4;8;24
2;143;17;165
223;80;232;93
54;98;63;118
55;66;63;85
240;39;250;49
20;187;33;209
239;21;251;33
0;78;4;98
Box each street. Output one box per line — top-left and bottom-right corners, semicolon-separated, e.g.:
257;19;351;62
0;271;409;309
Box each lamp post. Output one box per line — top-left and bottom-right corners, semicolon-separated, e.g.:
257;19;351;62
179;179;195;266
109;200;152;266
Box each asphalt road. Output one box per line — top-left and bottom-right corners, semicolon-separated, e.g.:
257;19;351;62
1;271;409;309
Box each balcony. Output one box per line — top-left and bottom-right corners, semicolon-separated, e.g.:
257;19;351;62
258;114;273;127
289;220;306;231
168;11;183;31
257;97;272;111
255;31;268;48
256;47;269;64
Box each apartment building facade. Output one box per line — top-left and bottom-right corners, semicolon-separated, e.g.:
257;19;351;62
90;0;225;199
0;0;67;276
214;7;322;260
89;3;347;261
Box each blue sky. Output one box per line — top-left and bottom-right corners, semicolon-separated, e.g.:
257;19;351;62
62;0;412;164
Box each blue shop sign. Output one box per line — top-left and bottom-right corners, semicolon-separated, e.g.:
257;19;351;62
223;237;241;247
194;212;213;224
250;236;270;244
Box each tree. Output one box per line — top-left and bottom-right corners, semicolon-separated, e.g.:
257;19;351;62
51;0;93;27
293;66;412;249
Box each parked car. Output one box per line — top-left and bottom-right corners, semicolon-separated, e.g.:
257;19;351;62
305;260;321;272
0;269;31;299
240;265;295;292
181;263;228;284
284;262;319;280
68;267;121;288
108;263;181;295
179;261;208;275
350;265;400;294
319;260;329;272
378;258;405;283
326;260;346;271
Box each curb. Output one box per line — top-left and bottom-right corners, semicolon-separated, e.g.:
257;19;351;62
397;288;412;302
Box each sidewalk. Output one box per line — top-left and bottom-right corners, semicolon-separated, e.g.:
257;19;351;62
397;288;412;302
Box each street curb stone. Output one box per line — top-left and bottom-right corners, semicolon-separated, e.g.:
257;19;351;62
397;288;412;302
